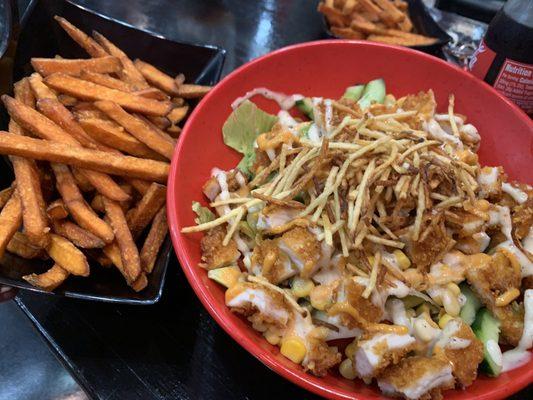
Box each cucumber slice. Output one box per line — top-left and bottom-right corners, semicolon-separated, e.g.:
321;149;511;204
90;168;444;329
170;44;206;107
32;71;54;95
342;84;365;101
295;98;314;119
459;283;482;325
472;308;503;377
357;78;386;110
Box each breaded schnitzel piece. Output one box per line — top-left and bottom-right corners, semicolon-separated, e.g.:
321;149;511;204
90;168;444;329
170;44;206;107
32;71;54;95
250;238;296;284
278;226;322;278
352;331;416;381
225;282;291;329
200;226;240;270
465;249;524;345
377;356;455;400
439;319;483;387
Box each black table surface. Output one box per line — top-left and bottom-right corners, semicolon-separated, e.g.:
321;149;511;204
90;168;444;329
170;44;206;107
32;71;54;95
14;1;532;399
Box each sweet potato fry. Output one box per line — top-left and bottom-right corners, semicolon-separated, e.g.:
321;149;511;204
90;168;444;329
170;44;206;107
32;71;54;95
140;206;167;273
350;17;380;34
373;0;405;23
14;78;35;108
103;197;141;284
7;231;46;259
79;70;135;92
132;87;170;101
36;98;100;149
171;97;185;107
397;14;413;32
71;167;94;192
8;90;49;248
58;94;78;106
133;59;179;95
46;199;69;220
128;179;151;195
167;105;188;125
174;73;185;87
175;84;211;99
31;56;121;77
366;33;437;46
146;115;171;130
44;73;172;116
358;0;382;17
126;183;166;237
28;73;57;100
72;103;108;119
0;132;170;183
92;31;149;89
54;16;108;57
11;155;49;247
0;187;14;209
94;101;175;160
330;26;366;39
0;193;23;261
3;95;131;201
46;233;89;276
23;263;69;291
131;273;147;292
90;193;104;212
318;3;349;26
77;117;165;160
166;124;182;138
102;242;123;269
51;163;114;243
52;219;105;249
137;114;176;145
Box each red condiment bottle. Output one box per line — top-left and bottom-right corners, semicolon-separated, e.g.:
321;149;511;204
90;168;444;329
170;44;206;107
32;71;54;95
469;0;533;116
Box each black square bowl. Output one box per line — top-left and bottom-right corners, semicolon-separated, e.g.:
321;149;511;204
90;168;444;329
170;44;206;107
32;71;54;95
0;0;225;304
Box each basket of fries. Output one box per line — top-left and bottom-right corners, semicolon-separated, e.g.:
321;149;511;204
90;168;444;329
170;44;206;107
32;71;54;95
318;0;451;53
0;0;225;303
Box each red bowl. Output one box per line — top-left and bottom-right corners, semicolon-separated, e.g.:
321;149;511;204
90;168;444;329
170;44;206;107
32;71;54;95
168;40;533;399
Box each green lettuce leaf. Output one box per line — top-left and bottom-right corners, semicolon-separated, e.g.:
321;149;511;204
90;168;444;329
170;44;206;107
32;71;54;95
222;100;278;177
192;201;214;225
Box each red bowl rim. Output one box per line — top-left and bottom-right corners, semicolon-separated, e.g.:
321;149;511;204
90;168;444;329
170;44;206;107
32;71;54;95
167;40;533;400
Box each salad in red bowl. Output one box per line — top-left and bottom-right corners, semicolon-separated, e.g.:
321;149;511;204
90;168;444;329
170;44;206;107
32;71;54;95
168;41;533;400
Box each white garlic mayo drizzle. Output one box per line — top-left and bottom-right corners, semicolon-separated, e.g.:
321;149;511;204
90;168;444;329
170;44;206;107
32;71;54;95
231;88;303;110
502;289;533;372
502;183;528;204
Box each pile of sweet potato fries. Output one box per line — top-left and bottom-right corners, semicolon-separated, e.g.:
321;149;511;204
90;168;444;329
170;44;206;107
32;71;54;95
0;16;211;292
319;0;438;47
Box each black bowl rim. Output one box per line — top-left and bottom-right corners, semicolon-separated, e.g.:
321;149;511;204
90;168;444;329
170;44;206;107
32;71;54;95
61;0;227;57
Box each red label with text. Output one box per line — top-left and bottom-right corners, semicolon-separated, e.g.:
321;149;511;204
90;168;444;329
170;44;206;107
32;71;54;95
493;59;533;114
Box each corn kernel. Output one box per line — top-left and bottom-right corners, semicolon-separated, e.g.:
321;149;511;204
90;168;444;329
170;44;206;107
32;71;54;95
280;336;307;364
414;318;438;342
208;266;241;289
442;290;460;317
393;250;411;270
339;358;357;380
310;285;332;310
345;340;358;358
438;314;454;329
264;331;281;345
292;277;315;298
446;282;461;296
